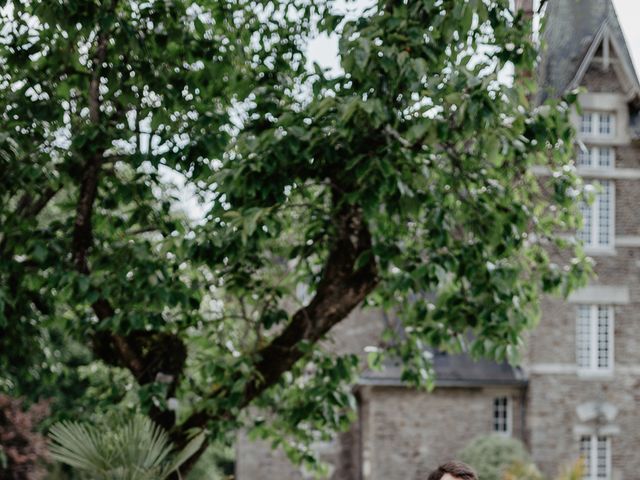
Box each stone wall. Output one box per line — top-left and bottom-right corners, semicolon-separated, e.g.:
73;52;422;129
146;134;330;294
615;182;640;236
235;425;362;480
360;386;525;480
581;62;625;94
527;249;640;480
527;374;640;480
525;60;640;480
235;433;307;479
613;145;640;169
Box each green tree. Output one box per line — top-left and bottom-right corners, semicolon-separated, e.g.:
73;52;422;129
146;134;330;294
0;0;589;475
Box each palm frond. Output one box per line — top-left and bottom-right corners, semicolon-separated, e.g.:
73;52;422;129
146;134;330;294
49;421;111;473
49;414;205;480
161;430;207;477
115;415;173;471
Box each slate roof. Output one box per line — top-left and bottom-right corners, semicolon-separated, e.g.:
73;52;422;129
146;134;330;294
359;350;528;388
538;0;640;101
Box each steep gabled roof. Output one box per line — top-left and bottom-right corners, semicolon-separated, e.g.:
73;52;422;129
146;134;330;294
538;0;640;101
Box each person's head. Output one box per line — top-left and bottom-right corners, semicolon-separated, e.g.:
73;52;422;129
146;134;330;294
427;460;478;480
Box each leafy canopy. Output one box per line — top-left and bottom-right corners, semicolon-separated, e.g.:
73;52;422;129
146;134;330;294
0;0;588;474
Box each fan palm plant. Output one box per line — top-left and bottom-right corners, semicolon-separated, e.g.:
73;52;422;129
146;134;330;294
48;414;204;480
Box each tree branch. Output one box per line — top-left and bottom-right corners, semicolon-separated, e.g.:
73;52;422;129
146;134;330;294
68;7;151;383
23;187;61;219
0;186;62;257
174;195;379;473
72;159;102;273
244;203;378;401
71;28;108;274
384;124;431;152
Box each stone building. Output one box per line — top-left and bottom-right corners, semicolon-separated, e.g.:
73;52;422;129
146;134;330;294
236;0;640;478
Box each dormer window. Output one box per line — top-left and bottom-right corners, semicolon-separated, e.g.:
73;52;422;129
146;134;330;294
579;111;616;138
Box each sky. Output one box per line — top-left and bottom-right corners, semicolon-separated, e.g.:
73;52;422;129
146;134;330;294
307;0;640;77
615;0;640;74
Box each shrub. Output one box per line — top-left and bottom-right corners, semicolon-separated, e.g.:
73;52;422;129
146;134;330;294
458;435;531;480
503;461;544;480
0;395;50;480
504;458;585;480
555;459;585;480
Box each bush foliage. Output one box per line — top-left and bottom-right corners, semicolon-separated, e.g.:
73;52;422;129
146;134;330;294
459;435;532;480
461;435;586;480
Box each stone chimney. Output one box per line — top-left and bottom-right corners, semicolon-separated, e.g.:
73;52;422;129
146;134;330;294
515;0;534;16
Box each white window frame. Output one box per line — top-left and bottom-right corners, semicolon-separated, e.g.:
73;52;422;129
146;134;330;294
599;113;612;136
578;180;615;252
492;396;512;436
579;111;616;139
576;305;614;375
576;146;616;169
580;113;592;135
580;435;611;480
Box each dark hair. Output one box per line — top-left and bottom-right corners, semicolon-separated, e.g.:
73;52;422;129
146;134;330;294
427;461;478;480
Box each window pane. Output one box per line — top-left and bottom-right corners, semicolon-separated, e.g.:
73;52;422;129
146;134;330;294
577;147;591;167
581;114;593;134
598;181;612;246
597;307;611;369
598;147;613;168
578;201;592;245
577;306;592;369
597;437;608;479
580;436;592;478
599;114;613;136
493;397;508;433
